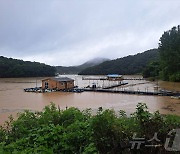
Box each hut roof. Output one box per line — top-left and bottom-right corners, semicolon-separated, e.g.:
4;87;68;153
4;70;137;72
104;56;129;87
43;77;74;82
107;74;122;78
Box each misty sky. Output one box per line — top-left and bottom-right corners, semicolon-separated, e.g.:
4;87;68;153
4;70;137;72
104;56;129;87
0;0;180;66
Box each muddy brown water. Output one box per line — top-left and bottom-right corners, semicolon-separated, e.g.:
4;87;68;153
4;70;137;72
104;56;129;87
0;75;179;125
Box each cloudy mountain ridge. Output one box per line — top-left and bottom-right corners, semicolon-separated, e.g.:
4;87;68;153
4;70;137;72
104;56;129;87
56;57;109;74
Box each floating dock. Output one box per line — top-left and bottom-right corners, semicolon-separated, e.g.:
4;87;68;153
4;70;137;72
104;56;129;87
82;77;145;81
24;87;83;93
102;82;128;89
24;87;179;96
79;88;180;97
123;78;145;80
82;77;106;80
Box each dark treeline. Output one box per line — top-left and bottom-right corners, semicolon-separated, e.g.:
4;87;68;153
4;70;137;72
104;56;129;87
0;56;56;77
0;103;180;153
79;49;159;75
143;25;180;82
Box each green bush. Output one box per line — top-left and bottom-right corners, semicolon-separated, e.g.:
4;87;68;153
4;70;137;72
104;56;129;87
169;72;180;82
0;103;180;153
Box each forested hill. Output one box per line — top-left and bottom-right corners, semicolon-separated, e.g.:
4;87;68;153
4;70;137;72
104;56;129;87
0;56;56;78
79;49;159;75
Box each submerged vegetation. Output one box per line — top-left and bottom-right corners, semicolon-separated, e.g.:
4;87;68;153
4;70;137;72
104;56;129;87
0;103;180;153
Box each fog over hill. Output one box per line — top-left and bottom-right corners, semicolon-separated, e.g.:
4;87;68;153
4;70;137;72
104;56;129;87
56;58;110;74
79;49;159;75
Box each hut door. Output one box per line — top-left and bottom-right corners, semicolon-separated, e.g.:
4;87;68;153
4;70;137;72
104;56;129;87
45;82;48;89
65;82;68;89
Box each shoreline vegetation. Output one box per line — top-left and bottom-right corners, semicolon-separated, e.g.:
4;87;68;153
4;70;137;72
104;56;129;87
0;103;180;153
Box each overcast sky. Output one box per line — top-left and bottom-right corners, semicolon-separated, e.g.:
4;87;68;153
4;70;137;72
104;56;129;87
0;0;179;66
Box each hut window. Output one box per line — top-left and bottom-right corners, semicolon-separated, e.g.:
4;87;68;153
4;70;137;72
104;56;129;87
61;82;64;85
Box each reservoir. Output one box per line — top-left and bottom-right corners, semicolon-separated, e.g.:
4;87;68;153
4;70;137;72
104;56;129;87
0;75;180;125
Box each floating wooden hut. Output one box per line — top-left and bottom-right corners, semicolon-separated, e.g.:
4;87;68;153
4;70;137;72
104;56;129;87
42;77;74;90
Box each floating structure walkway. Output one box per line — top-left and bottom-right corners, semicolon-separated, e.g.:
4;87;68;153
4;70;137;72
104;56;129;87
24;86;180;97
82;77;107;80
82;77;145;81
102;82;128;89
79;88;180;97
123;78;145;80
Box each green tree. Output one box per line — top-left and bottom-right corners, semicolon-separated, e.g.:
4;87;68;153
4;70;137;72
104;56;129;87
143;61;160;79
159;25;180;81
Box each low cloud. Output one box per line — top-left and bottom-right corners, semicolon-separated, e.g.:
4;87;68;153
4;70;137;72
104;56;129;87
0;0;180;66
